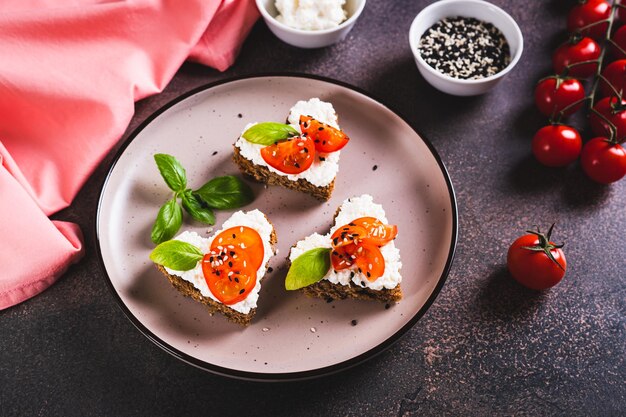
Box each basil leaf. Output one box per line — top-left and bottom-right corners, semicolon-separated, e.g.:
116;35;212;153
150;197;183;244
154;153;187;192
241;122;299;145
181;190;215;225
285;248;331;290
193;175;254;210
150;240;203;271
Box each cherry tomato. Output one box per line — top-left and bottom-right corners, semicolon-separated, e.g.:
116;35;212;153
260;135;315;174
553;37;601;78
202;246;256;305
599;59;626;97
580;137;626;183
330;243;385;282
211;226;264;270
532;125;582;167
534;77;585;117
567;0;611;40
299;115;350;153
350;217;398;246
589;96;626;140
507;225;566;290
610;25;626;59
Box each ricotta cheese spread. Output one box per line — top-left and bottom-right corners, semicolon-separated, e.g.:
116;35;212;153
289;194;402;290
275;0;347;31
164;210;274;314
234;98;340;187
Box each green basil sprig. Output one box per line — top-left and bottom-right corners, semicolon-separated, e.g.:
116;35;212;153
150;153;254;244
242;122;299;145
285;247;332;290
150;240;203;271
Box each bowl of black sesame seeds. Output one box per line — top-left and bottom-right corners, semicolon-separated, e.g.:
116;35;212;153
409;0;523;96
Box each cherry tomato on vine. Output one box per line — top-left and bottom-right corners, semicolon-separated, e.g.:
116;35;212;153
534;77;585;117
507;224;567;290
610;25;626;59
567;0;611;40
532;125;582;167
580;137;626;183
553;37;601;78
589;96;626;140
599;59;626;97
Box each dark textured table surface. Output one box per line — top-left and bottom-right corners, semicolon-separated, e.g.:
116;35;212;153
2;1;625;416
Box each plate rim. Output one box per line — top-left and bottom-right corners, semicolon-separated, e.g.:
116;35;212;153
94;72;459;381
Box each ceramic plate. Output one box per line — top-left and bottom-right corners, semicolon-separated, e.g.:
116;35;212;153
96;74;457;381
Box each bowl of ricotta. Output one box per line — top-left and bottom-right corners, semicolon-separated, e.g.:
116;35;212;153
256;0;366;48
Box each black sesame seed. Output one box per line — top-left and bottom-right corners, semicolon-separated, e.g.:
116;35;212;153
232;233;236;238
294;162;300;168
212;151;218;156
326;298;334;303
234;277;239;283
350;272;355;278
237;113;243;118
351;320;358;326
318;127;324;131
228;261;233;267
319;156;326;161
239;289;245;294
385;303;391;310
372;165;378;171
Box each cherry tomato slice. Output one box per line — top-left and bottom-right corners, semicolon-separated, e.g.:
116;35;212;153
202;246;256;305
351;217;398;246
353;243;385;282
211;226;264;271
330;225;369;248
299;115;350;153
330;243;385;282
260;135;315;174
331;244;358;271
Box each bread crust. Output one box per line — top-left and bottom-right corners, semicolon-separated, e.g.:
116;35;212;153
155;222;277;326
232;145;334;201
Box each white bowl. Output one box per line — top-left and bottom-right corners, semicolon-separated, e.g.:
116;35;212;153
409;0;523;96
256;0;366;48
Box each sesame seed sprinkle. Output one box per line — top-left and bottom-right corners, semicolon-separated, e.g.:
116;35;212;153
418;17;511;80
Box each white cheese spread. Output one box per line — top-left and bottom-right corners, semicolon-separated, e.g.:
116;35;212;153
234;98;340;187
275;0;347;31
164;210;274;314
289;194;402;290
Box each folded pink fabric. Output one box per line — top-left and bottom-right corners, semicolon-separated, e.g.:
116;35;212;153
0;0;259;309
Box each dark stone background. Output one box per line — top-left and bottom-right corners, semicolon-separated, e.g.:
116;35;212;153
1;1;624;416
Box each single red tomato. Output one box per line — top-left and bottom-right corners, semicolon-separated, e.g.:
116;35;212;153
553;37;601;78
534;77;586;117
260;135;315;174
532;125;582;167
299;115;350;153
610;25;626;59
202;246;257;305
580;137;626;183
211;226;264;270
599;59;626;97
589;96;626;140
567;0;611;40
507;225;566;290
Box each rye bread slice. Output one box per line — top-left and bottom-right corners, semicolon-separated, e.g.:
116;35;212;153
295;202;403;303
232;145;335;201
156;223;277;326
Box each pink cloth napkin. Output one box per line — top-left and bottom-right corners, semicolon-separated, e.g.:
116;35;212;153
0;0;259;309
